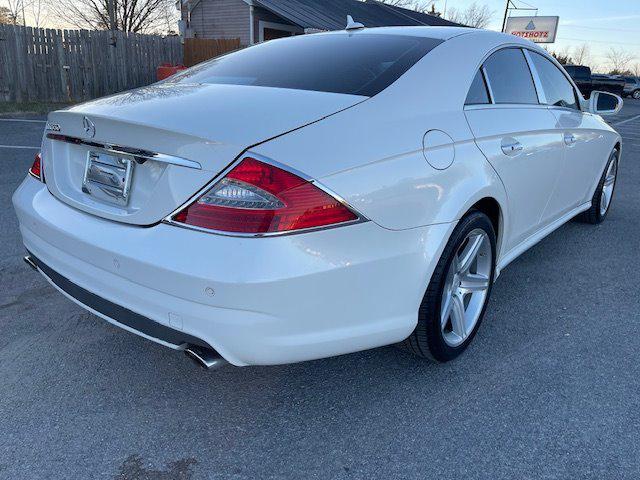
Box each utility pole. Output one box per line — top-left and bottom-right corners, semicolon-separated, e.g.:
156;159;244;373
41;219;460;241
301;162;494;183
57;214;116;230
501;0;512;33
501;1;539;32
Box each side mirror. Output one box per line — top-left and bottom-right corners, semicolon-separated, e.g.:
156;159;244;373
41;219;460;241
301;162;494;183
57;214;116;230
588;91;623;116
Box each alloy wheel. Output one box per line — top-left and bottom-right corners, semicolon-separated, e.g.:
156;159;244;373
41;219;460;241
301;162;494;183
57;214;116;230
600;156;618;216
440;228;492;348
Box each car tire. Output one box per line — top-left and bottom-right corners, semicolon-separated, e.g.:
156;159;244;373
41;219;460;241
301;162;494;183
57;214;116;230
402;211;496;362
578;148;619;224
633;90;640;99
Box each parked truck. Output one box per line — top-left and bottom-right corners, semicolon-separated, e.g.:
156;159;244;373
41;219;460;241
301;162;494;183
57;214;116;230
564;65;625;99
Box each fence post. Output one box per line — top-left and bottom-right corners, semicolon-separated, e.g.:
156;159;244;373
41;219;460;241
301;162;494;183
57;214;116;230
0;25;9;101
55;29;69;102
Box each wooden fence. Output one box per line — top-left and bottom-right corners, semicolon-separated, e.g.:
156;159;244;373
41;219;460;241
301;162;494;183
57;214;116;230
0;24;183;103
184;38;241;67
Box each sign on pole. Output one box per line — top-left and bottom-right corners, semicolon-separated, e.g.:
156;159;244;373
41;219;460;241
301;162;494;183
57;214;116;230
504;16;559;43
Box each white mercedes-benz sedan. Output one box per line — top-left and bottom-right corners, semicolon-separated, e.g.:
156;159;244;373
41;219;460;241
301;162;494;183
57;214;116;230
13;25;622;368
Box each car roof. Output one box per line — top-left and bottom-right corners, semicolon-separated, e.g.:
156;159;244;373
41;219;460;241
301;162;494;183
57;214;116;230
318;26;539;46
314;26;475;40
350;26;472;39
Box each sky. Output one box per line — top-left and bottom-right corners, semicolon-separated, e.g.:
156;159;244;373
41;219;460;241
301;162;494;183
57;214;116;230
435;0;640;72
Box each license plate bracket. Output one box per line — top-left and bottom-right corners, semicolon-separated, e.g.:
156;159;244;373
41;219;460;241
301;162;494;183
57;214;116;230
82;151;134;206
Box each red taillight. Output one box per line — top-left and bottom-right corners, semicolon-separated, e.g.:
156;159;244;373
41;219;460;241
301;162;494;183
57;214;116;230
173;157;359;234
29;153;43;181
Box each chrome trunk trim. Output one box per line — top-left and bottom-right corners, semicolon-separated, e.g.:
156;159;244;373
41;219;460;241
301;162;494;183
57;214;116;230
46;133;202;170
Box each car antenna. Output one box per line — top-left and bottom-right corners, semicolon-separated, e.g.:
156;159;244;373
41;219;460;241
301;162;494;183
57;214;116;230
345;15;365;31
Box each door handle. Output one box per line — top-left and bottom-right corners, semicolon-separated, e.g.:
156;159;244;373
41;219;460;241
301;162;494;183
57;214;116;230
501;139;523;156
564;133;577;145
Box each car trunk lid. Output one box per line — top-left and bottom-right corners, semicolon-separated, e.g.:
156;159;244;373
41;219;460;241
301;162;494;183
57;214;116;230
42;83;366;225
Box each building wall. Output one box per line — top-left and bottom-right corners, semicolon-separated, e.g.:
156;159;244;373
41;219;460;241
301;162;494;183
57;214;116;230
252;6;302;43
189;0;251;46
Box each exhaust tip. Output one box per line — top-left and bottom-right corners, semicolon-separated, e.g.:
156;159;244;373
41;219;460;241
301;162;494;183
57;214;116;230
23;255;38;271
184;345;228;370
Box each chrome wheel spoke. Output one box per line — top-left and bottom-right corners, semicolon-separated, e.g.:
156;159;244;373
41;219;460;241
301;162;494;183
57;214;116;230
440;291;454;330
601;188;611;209
457;234;484;274
604;174;616;187
459;272;490;293
449;293;466;339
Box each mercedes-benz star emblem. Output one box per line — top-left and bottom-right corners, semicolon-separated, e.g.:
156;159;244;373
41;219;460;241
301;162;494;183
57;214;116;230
82;116;96;138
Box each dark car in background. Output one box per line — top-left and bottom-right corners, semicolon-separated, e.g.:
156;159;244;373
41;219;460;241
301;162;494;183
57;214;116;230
564;65;625;99
621;76;640;99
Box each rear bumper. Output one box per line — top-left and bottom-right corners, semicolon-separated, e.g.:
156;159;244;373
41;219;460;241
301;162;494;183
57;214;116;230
27;252;214;351
13;177;454;366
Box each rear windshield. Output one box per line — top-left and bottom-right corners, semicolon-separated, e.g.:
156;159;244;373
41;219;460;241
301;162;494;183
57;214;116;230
169;34;443;97
565;65;590;80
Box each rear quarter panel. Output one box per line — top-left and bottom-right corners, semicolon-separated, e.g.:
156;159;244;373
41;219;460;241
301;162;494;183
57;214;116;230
252;32;512;233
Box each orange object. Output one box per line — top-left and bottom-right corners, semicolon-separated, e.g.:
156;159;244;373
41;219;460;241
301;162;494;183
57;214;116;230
157;63;187;81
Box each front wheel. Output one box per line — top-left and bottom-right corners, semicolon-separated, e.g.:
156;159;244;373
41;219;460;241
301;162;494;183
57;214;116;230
578;148;619;224
633;90;640;100
402;211;496;362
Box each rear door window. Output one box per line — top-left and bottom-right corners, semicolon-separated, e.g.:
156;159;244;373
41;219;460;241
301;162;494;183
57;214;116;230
169;34;443;97
465;70;490;105
528;52;579;110
483;48;539;104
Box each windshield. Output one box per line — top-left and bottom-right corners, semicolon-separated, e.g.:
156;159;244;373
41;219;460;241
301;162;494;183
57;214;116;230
169;33;443;97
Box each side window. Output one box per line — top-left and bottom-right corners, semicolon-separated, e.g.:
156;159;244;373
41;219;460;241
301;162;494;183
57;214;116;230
465;70;490;105
529;52;579;110
482;48;538;104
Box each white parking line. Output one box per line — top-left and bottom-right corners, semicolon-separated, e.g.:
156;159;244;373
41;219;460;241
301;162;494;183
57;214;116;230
0;118;46;124
613;114;640;126
0;145;40;150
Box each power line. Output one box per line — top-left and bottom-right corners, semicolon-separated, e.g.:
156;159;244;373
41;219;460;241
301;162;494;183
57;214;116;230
371;0;431;26
501;0;538;33
561;24;639;34
512;0;538;10
557;36;640;47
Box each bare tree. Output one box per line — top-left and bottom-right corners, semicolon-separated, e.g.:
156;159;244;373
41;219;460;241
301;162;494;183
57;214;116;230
2;0;26;25
28;0;46;28
446;2;493;28
47;0;176;33
572;44;591;66
632;64;640;78
377;1;434;13
606;47;635;75
544;46;573;65
0;6;12;23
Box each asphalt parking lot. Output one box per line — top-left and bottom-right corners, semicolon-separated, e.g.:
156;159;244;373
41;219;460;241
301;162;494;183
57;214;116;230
1;101;639;480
